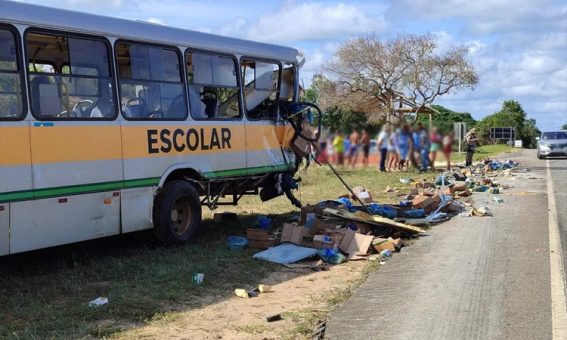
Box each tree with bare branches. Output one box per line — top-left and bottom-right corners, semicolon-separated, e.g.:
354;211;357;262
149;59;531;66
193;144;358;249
320;33;479;125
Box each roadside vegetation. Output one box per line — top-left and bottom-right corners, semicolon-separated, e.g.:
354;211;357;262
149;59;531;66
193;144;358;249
0;146;512;339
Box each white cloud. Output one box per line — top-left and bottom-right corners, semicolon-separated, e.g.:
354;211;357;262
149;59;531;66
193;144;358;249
220;2;386;43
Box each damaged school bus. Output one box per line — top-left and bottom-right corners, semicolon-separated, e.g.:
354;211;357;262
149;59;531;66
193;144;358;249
0;1;321;254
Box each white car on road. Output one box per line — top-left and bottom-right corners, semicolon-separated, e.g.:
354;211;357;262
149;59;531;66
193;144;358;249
537;131;567;159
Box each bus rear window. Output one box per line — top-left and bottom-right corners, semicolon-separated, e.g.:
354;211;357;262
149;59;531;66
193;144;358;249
25;31;116;120
0;28;25;120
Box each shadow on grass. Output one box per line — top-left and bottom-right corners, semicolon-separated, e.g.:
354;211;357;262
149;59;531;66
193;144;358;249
0;210;314;339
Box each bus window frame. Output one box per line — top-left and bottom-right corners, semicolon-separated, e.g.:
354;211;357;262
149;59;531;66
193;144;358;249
23;27;118;121
115;39;188;122
282;62;298;103
0;24;28;121
240;57;283;122
185;48;243;122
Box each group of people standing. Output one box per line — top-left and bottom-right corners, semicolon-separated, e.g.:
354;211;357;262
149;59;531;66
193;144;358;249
376;123;454;172
321;129;372;168
317;124;479;172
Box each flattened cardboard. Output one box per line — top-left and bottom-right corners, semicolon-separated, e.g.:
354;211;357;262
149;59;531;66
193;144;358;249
339;229;374;259
281;223;306;244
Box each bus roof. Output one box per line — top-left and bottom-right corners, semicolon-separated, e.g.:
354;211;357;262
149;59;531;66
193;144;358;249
0;0;301;63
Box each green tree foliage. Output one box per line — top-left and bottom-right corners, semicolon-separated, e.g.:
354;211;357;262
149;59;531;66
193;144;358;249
416;105;476;134
321;106;369;132
476;100;540;148
302;75;372;133
562;123;567;130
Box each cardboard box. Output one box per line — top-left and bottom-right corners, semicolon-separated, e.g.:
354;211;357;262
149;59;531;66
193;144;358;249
248;238;275;249
247;228;269;240
339;229;374;259
308;218;342;236
437;186;455;196
425;195;442;214
390;238;402;250
281;223;306;244
372;237;395;253
313;232;344;250
412;195;434;209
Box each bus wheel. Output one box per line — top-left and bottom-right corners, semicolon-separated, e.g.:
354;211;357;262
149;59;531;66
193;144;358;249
153;180;202;244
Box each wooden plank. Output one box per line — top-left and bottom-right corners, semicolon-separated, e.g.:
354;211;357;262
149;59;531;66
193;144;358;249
322;208;425;234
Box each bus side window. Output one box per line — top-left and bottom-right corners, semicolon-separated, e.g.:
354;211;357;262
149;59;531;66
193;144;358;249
116;42;187;120
186;51;241;120
241;59;281;120
0;27;25;120
25;31;116;120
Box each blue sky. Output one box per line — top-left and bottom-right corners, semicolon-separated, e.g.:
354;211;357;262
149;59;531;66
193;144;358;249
18;0;567;130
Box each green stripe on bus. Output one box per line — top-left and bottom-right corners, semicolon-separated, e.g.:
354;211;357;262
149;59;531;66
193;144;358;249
0;163;294;203
202;163;293;179
0;178;159;204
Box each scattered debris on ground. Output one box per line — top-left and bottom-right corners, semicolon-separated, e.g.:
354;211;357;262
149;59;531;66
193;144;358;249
244;158;523;267
117;157;526;339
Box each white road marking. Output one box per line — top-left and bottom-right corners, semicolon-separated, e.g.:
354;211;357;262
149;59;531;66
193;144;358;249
547;159;567;339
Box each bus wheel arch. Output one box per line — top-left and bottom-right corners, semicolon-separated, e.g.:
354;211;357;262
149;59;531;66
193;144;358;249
152;179;202;244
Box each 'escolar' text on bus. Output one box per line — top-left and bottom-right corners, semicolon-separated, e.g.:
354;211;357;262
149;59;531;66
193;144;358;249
147;128;232;154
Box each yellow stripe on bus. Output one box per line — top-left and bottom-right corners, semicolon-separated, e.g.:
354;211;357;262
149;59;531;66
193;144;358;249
0;124;289;166
0;126;31;166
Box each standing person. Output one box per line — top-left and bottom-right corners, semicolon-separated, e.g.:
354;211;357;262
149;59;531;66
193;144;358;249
387;128;400;172
347;130;360;168
316;134;328;164
442;131;454;170
377;125;390;172
464;128;478;166
397;125;411;171
412;125;422;169
333;131;345;166
326;131;336;165
429;127;442;171
360;128;371;168
418;123;430;171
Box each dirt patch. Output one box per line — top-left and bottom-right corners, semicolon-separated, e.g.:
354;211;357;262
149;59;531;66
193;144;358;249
115;260;370;339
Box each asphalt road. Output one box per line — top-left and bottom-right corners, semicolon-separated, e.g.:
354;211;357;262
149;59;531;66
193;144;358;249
549;157;567;282
326;149;565;340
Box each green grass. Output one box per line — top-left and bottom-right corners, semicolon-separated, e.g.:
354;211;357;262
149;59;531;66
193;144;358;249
0;143;513;338
450;144;514;163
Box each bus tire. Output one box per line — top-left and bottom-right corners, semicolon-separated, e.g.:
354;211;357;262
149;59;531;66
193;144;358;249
153;180;202;244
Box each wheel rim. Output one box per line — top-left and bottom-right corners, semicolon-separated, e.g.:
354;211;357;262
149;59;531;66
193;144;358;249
170;195;191;236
